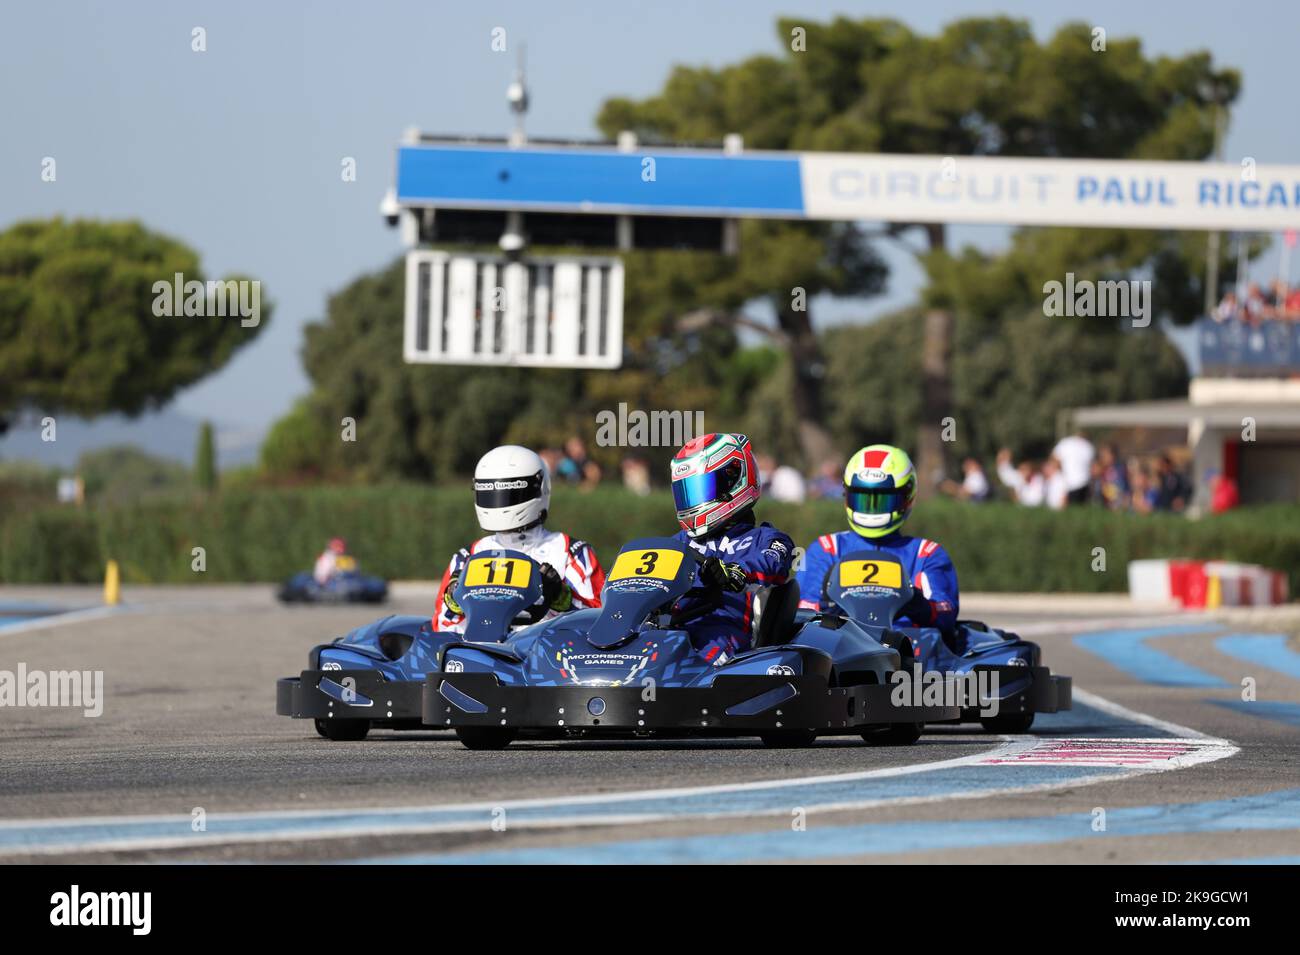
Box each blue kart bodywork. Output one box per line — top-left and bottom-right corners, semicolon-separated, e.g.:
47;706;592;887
276;612;451;739
278;571;388;605
426;537;958;749
900;623;1071;731
822;548;1072;732
276;550;556;740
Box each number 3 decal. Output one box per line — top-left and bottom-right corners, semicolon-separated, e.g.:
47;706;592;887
609;549;684;582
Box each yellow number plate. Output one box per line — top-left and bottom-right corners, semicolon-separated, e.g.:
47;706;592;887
608;549;684;582
463;557;532;588
838;559;903;589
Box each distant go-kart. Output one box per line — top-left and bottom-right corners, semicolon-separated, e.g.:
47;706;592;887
277;557;388;605
815;549;1072;733
275;552;553;740
426;537;956;750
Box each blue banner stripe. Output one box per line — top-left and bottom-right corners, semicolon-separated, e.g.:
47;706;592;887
396;147;805;215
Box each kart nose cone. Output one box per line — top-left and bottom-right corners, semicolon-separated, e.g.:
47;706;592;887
587;697;607;717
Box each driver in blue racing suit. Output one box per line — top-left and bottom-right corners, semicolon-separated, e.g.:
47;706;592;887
796;444;959;634
670;433;795;663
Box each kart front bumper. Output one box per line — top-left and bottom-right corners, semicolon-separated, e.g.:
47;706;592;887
277;670;424;726
425;672;959;735
954;665;1072;722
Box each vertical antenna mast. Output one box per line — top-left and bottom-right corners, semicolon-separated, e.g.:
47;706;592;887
507;43;529;147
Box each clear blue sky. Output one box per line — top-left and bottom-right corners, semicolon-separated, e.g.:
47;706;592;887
4;0;1298;442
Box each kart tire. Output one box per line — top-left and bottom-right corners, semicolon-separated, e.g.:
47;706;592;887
456;727;517;750
314;718;370;741
759;729;817;749
863;721;923;746
979;712;1034;734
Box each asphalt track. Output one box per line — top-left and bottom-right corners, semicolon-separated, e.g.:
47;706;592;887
1;585;1298;864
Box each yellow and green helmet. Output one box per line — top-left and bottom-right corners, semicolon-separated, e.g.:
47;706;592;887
843;445;917;538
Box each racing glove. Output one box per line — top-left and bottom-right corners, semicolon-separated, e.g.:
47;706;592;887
539;562;573;612
897;589;933;626
442;575;463;617
699;557;747;593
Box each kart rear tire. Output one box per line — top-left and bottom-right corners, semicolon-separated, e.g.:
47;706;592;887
314;718;370;741
759;729;817;749
863;721;923;746
456;727;517;750
979;712;1034;734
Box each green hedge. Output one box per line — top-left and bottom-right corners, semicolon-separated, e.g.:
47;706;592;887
1;486;1297;593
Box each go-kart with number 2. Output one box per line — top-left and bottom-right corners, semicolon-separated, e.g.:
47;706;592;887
818;548;1072;733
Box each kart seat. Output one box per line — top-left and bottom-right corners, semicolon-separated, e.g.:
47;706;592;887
752;579;801;649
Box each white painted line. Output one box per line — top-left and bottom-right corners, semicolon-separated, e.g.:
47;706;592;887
0;687;1243;858
1072;686;1219;741
0;737;1020;832
0;605;124;637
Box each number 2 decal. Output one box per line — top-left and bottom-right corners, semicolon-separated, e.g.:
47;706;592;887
838;559;903;589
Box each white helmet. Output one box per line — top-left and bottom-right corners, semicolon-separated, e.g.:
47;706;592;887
473;445;551;533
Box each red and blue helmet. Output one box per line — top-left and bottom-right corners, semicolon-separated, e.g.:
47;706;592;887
670;433;760;538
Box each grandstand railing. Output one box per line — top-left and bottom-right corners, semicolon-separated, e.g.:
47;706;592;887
1198;316;1300;377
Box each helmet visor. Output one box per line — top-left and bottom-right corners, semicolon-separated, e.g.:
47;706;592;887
845;486;909;516
475;471;544;510
672;461;741;512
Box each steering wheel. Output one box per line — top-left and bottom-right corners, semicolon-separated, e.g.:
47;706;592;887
663;551;726;627
510;601;549;627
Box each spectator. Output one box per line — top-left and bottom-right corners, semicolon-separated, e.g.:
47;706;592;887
808;460;842;500
941;456;991;502
620;456;651;496
1042;457;1069;510
1285;284;1300;320
996;449;1045;506
1128;461;1156;514
1208;468;1240;514
556;436;590;483
1243;282;1271;324
1152;454;1190;512
1213;290;1239;322
1051;431;1095;505
579;458;602;492
755;453;775;495
768;461;807;503
538;446;563;479
1270;280;1289;319
1094;443;1130;510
